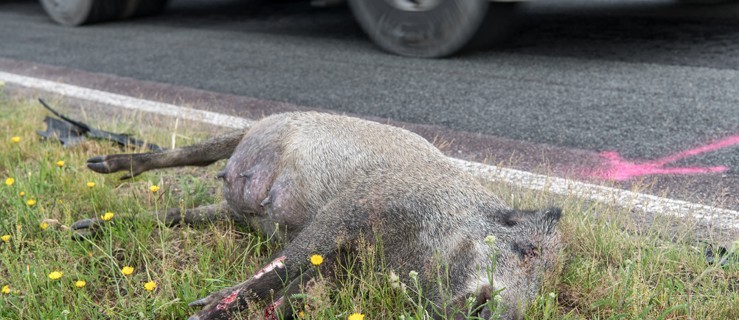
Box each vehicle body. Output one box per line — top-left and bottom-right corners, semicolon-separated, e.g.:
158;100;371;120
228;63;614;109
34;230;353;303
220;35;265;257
39;0;519;58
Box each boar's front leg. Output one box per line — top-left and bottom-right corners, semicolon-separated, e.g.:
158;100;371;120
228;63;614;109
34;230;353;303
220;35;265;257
187;255;315;320
187;214;351;320
87;130;245;179
71;201;233;238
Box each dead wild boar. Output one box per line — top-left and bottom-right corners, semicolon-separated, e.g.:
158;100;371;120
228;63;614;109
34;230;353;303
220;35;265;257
72;112;562;319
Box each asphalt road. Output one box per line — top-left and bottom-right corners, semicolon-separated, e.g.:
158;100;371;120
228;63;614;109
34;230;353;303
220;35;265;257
0;0;738;208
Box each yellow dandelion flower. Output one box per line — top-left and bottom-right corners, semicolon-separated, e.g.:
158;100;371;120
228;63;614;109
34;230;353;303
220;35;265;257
19;191;25;197
48;271;63;280
26;199;36;207
121;266;134;276
75;280;86;288
298;311;305;319
1;285;10;294
149;185;160;193
143;281;156;291
310;254;323;266
1;235;10;242
10;136;20;143
56;160;65;168
87;181;95;188
39;222;48;230
5;177;14;186
348;313;365;320
100;212;114;221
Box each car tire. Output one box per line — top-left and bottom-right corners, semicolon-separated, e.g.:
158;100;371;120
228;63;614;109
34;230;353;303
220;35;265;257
347;0;519;58
40;0;169;26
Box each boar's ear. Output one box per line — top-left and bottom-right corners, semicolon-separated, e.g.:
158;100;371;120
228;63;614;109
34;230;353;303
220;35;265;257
543;207;562;223
540;207;562;235
500;209;537;227
499;207;562;227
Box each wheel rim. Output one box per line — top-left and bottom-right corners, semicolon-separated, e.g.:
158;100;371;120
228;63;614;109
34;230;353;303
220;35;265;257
45;0;87;16
40;0;94;26
385;0;444;12
349;0;516;58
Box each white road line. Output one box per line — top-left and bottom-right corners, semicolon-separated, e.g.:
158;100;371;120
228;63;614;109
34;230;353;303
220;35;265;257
2;71;737;229
451;159;739;229
0;71;254;129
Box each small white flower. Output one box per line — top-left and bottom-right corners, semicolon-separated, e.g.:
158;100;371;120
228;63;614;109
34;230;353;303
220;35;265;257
389;270;401;288
389;270;399;283
408;270;418;280
484;235;496;247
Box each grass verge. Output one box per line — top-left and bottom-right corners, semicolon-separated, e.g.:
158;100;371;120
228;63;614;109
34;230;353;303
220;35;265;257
1;89;738;319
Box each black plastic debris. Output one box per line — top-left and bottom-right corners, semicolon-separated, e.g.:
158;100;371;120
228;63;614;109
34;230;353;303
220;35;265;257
36;99;163;152
39;116;87;146
705;244;738;267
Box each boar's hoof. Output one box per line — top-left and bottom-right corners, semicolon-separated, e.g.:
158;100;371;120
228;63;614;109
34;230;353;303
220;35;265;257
188;297;211;307
86;156;115;173
87;155;142;179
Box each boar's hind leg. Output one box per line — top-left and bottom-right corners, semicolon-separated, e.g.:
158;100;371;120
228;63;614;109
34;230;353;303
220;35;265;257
87;130;245;179
187;212;350;320
71;201;232;238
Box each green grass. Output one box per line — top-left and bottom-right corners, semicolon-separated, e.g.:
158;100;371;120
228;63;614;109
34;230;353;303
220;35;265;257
1;89;738;319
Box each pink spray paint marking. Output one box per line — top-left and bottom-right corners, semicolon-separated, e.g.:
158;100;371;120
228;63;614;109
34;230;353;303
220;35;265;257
593;135;739;181
216;289;241;311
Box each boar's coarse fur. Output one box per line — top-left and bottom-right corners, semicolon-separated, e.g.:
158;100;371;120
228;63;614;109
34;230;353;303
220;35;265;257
74;112;562;319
